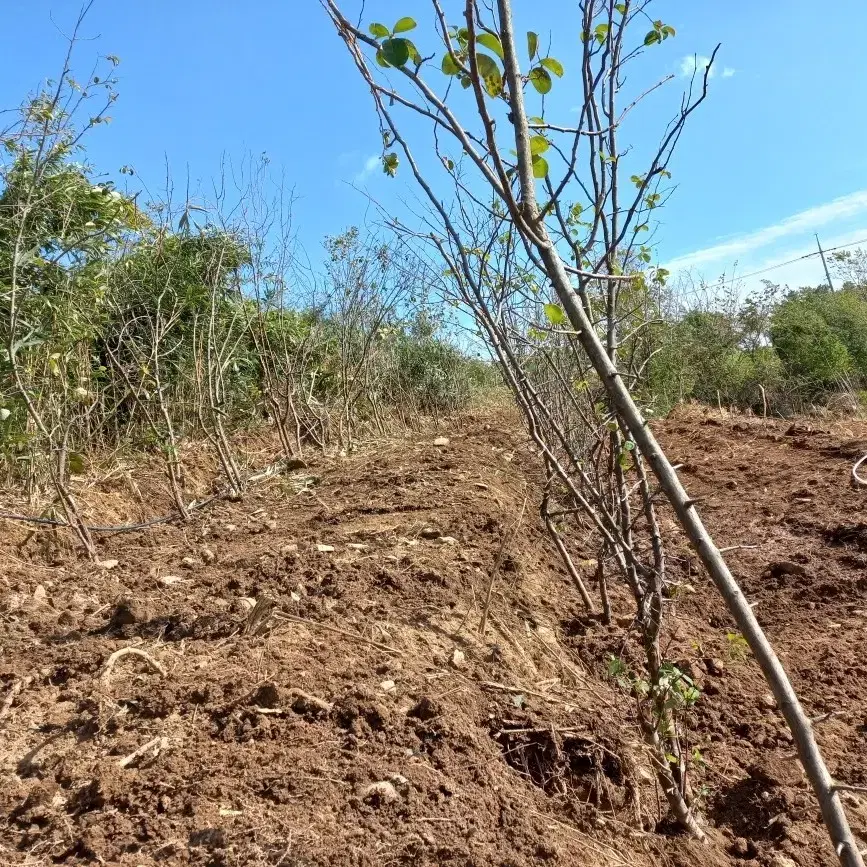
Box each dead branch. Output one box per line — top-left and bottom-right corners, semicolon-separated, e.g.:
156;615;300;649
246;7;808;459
118;735;169;769
272;610;403;655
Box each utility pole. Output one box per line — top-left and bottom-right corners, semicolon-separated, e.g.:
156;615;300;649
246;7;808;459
816;234;836;291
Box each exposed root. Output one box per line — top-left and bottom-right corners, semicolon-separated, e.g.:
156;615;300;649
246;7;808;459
100;647;167;683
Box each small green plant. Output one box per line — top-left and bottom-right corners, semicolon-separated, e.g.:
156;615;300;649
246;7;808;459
726;631;750;662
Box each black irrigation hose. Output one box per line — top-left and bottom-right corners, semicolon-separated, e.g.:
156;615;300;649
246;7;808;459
0;459;289;536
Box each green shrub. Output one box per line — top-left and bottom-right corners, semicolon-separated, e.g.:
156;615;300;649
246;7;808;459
770;292;854;392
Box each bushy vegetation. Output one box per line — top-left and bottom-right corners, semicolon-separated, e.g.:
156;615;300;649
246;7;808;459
0;67;498;539
643;276;867;415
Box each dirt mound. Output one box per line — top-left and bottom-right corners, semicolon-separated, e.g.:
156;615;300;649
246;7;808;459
1;410;865;865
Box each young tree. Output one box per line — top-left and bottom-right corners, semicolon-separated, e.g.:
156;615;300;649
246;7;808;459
322;1;864;861
0;9;132;556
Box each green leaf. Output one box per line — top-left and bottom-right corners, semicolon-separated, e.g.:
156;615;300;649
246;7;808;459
540;56;564;77
376;49;391;67
393;16;417;33
382;152;399;177
442;52;461;75
476;53;503;97
476;32;504;60
381;38;410;67
529;135;549;155
528;66;552;94
405;39;421;64
543;302;564;325
594;23;609;44
527;31;538;60
67;452;86;475
644;30;661;46
615;3;627;13
369;22;390;38
607;656;628;678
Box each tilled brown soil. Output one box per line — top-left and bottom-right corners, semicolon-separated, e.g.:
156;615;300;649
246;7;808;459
0;408;865;866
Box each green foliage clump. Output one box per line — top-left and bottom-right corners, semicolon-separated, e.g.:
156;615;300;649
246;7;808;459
642;275;867;415
0;87;498;481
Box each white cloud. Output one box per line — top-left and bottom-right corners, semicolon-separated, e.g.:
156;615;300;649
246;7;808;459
722;67;736;78
667;191;867;274
665;192;867;293
353;154;380;184
680;54;714;79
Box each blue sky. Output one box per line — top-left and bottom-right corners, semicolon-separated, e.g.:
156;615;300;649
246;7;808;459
3;1;866;294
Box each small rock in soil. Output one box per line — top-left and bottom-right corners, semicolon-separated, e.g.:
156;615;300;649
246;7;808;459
316;544;335;553
109;596;148;628
362;781;400;806
451;649;466;669
201;547;216;564
704;657;725;676
96;559;119;571
760;692;777;710
731;837;750;858
181;556;199;569
765;561;808;579
432;437;450;447
438;536;459;546
419;527;441;540
389;773;410;795
32;584;47;604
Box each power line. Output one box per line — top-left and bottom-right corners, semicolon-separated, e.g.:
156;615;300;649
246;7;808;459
698;236;867;288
